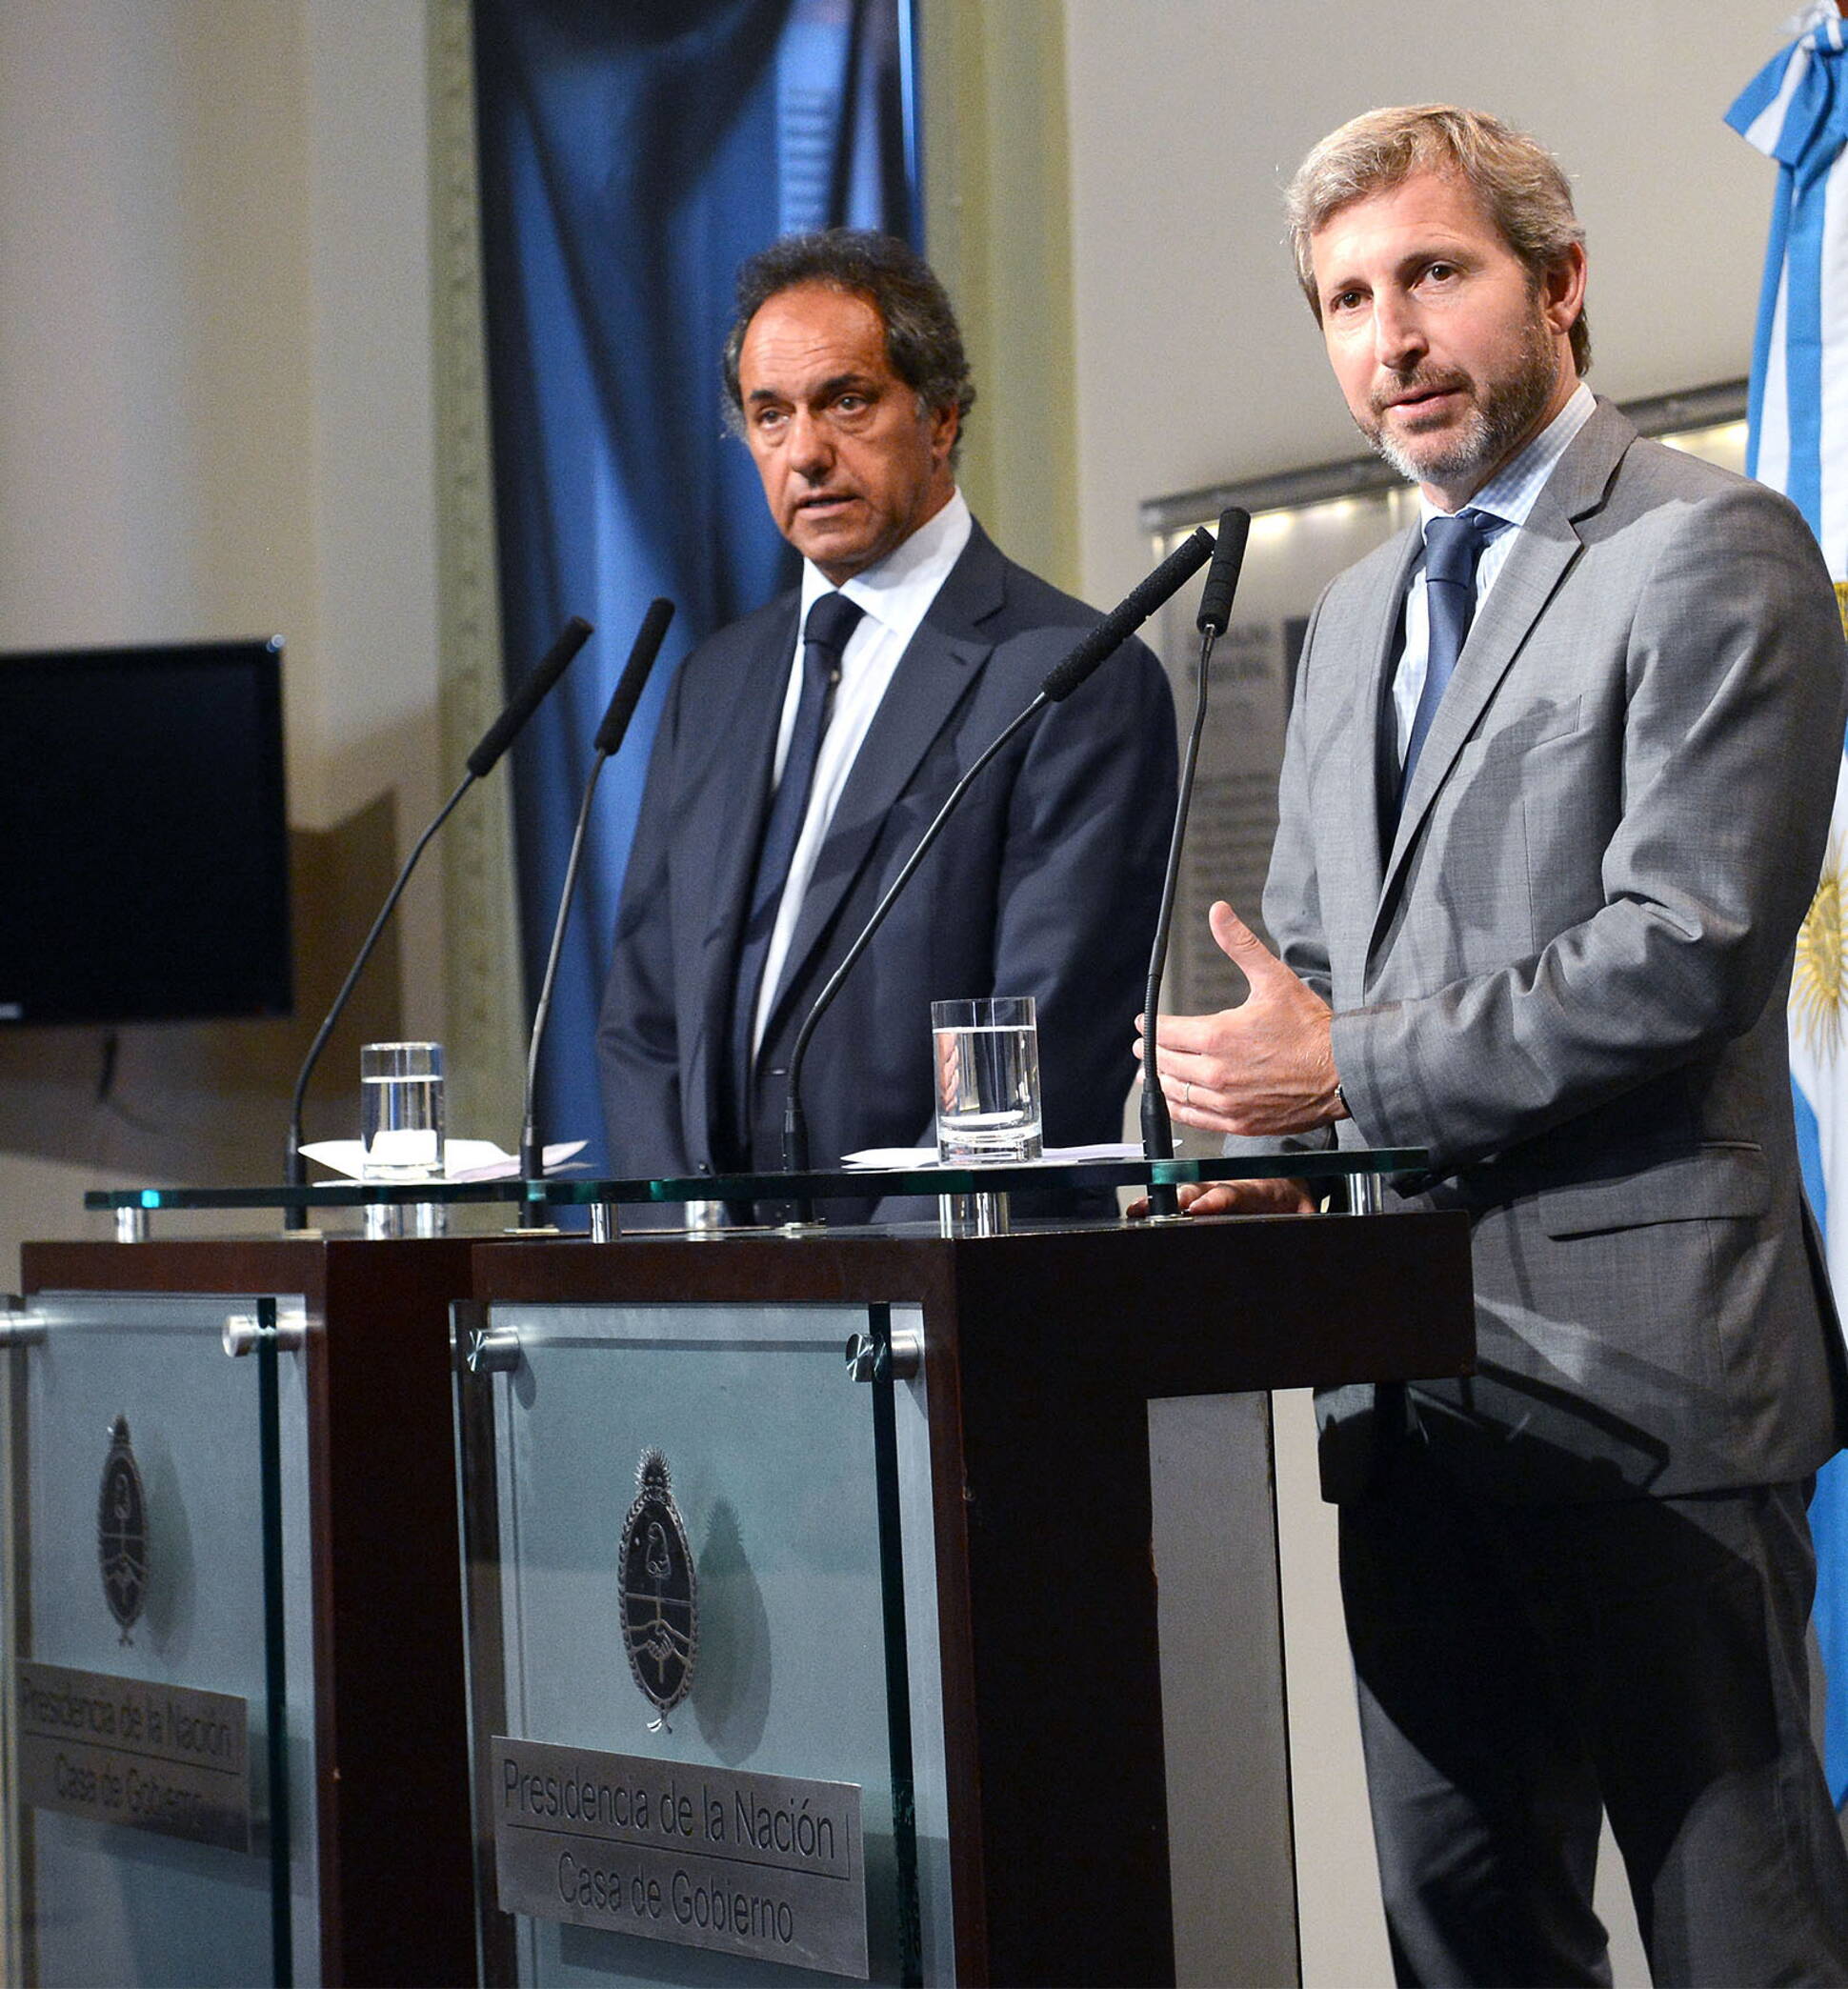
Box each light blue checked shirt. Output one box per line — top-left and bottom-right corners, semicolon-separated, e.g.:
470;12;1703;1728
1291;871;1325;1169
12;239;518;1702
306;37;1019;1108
1390;382;1597;764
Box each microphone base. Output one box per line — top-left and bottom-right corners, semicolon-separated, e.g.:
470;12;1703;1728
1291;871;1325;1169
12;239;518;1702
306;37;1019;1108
777;1217;830;1238
1142;1177;1181;1221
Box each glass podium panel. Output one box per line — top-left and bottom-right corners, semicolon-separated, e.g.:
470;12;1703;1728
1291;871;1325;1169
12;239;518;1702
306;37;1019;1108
1;1293;316;1987
457;1299;934;1988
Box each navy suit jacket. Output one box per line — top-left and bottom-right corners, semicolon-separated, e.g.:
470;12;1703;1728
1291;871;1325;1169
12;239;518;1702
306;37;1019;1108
596;520;1177;1222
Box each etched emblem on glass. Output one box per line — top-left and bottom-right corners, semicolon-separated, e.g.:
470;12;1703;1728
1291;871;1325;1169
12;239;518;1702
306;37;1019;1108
617;1449;696;1731
97;1415;148;1643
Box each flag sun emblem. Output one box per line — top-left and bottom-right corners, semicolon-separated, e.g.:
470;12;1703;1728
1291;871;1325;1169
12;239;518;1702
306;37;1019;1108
1794;836;1846;1060
97;1415;149;1643
617;1449;697;1731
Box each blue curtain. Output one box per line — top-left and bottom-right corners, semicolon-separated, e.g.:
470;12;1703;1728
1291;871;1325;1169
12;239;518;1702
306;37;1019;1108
473;0;917;1172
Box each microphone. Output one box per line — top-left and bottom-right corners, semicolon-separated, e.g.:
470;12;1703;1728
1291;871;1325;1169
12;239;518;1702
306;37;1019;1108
593;599;674;753
1039;528;1215;701
467;616;595;777
1140;509;1251;1216
283;615;594;1224
777;531;1217;1217
1195;507;1250;638
517;600;674;1216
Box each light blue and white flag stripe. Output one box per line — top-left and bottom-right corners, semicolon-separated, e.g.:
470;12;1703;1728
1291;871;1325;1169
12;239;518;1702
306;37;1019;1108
1730;5;1848;577
1729;0;1848;1808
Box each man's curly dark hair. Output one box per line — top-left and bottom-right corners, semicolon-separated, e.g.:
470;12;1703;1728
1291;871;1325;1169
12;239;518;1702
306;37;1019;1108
721;229;976;461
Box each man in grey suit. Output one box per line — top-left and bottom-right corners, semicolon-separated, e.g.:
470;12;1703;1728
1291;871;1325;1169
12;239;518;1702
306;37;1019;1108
1144;106;1848;1982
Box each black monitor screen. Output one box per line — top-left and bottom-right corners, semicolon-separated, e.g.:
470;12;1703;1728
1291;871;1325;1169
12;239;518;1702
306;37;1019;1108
0;638;292;1026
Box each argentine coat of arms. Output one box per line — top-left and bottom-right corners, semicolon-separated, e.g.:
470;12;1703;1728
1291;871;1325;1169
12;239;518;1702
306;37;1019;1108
617;1449;697;1730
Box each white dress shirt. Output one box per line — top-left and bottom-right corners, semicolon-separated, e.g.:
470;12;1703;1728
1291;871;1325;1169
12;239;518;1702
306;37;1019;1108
1390;382;1597;762
751;488;974;1055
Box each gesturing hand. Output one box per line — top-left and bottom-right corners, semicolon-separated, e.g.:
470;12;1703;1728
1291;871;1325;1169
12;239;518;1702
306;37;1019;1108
1135;899;1346;1138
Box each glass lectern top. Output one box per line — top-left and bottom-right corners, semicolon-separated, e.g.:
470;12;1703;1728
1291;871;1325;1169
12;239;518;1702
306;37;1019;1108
84;1148;1425;1216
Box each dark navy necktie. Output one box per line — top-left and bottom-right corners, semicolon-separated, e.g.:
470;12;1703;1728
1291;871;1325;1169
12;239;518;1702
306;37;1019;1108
1399;507;1494;801
730;589;865;1116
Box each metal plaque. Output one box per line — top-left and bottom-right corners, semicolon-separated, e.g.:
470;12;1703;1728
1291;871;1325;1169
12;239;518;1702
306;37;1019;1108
491;1736;868;1979
16;1660;253;1853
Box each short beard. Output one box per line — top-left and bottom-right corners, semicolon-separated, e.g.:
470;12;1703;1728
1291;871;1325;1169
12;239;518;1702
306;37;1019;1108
1361;302;1559;493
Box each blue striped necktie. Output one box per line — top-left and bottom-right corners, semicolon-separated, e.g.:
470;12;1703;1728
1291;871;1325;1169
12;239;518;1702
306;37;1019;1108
1399;507;1494;802
731;589;865;1117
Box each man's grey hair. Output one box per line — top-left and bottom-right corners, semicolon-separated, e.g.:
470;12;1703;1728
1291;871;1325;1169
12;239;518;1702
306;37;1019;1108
720;229;976;460
1286;105;1591;374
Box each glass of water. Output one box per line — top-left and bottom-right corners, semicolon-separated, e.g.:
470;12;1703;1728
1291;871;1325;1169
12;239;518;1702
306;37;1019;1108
932;997;1042;1163
360;1040;446;1181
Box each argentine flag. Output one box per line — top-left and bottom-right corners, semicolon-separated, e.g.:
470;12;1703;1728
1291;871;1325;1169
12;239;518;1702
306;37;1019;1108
1730;0;1848;1807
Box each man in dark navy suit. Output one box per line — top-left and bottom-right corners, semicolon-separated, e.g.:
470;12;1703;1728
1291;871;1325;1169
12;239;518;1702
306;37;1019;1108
596;230;1175;1221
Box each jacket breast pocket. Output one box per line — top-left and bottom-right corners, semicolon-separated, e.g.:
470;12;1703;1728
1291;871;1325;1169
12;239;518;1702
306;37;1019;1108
1536;1141;1771;1238
1487;693;1583;760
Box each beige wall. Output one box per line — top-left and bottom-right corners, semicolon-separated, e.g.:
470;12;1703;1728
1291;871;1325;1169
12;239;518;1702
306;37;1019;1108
0;0;443;1284
920;0;1081;596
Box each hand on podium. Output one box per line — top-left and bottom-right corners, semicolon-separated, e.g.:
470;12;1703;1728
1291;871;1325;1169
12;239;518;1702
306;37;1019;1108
1126;1175;1317;1219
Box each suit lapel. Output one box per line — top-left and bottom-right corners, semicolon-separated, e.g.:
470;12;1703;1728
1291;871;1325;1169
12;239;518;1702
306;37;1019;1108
1375;403;1635;926
756;528;1006;1044
1346;526;1422;913
692;596;800;1099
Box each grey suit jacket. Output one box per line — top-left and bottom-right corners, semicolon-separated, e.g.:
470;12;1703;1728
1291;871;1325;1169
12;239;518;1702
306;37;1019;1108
1266;401;1848;1501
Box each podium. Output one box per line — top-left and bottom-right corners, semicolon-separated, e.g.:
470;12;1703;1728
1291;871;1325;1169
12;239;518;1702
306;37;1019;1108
7;1157;1472;1987
8;1236;477;1987
453;1199;1473;1987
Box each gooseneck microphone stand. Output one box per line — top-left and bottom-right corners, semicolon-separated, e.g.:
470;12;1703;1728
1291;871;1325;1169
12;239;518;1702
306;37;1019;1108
779;527;1218;1225
1139;509;1252;1216
517;600;674;1225
283;616;593;1229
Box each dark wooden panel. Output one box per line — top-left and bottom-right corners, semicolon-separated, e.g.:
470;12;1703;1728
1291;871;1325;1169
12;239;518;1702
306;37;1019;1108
470;1212;1473;1396
471;1229;957;1308
314;1240;475;1988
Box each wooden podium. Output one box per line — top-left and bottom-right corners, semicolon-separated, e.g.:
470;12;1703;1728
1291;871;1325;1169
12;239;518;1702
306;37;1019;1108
9;1185;1471;1986
459;1212;1473;1988
13;1236;478;1988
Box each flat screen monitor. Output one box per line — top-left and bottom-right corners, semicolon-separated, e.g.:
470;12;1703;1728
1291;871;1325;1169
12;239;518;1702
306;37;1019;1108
0;637;292;1026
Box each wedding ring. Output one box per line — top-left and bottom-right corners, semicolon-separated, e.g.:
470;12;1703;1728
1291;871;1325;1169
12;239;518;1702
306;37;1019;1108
1183;1081;1194;1107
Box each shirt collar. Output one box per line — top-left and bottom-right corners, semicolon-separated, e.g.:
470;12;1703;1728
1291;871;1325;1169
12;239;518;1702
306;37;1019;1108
1418;380;1596;535
798;488;973;633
